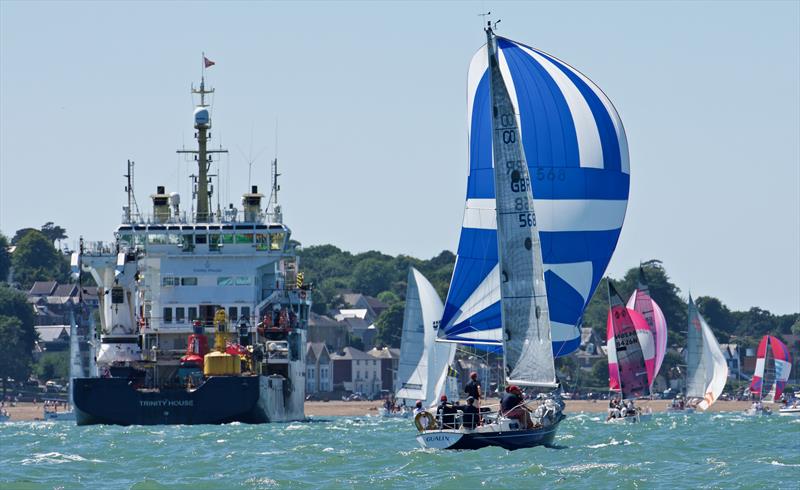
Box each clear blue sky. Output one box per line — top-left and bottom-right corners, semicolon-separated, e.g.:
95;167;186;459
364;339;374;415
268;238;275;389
1;1;798;314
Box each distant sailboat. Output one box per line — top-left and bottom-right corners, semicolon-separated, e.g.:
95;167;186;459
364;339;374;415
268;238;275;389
606;282;652;423
683;296;728;411
417;24;567;450
394;267;456;413
626;267;667;389
750;335;792;404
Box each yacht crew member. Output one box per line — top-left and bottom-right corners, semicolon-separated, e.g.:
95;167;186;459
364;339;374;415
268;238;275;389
436;395;458;429
460;396;480;429
464;372;482;406
501;385;533;429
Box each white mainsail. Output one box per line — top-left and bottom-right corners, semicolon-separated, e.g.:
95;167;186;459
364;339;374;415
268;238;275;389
687;297;728;410
396;268;456;406
486;29;556;388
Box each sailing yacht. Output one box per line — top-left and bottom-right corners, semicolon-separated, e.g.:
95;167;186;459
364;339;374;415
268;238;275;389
391;268;456;418
606;282;653;424
746;335;792;416
626;268;667;391
417;24;571;450
669;296;729;414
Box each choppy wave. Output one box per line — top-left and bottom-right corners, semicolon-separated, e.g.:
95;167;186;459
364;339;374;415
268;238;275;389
2;411;799;488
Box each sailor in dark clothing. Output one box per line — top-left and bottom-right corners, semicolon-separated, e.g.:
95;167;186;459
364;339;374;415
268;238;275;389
436;395;458;429
501;385;533;428
460;396;480;429
464;372;482;405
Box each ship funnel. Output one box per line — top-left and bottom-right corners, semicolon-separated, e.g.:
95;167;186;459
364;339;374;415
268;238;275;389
242;185;264;223
151;186;170;223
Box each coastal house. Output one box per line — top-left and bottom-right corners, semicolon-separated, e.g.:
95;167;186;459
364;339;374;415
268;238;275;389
307;312;348;351
335;309;377;348
27;281;99;326
366;347;400;391
719;344;742;379
306;342;332;394
331;346;382;396
340;293;388;324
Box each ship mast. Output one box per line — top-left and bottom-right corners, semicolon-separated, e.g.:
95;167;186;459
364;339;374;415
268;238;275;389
177;66;228;222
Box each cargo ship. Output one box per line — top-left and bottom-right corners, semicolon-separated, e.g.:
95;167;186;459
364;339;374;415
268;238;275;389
71;68;309;425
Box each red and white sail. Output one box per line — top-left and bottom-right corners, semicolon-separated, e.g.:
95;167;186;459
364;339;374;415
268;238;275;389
607;283;653;398
750;335;792;402
626;277;667;387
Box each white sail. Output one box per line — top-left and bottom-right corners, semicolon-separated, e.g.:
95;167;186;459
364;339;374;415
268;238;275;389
687;298;729;410
396;268;456;406
486;30;556;388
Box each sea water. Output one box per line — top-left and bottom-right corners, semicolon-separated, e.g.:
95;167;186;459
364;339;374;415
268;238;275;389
1;412;798;489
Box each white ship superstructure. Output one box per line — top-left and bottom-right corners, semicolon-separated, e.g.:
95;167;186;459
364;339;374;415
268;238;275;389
72;73;309;425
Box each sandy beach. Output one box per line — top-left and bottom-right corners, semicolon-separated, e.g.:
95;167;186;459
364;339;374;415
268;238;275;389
1;399;757;422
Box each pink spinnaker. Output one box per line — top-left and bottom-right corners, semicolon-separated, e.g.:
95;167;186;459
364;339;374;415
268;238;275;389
627;288;667;386
607;304;655;398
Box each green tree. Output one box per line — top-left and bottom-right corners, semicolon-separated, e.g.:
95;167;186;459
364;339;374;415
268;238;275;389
10;230;69;290
696;296;734;343
0;286;37;398
352;258;395;297
375;302;405;348
376;291;401;306
11;228;37;245
40;222;68;245
0;233;10;282
34;351;70;382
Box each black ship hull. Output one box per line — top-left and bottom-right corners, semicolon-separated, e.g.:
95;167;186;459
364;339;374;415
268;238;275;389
73;375;285;426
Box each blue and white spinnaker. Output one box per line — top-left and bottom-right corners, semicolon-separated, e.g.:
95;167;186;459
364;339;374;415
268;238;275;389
439;36;630;357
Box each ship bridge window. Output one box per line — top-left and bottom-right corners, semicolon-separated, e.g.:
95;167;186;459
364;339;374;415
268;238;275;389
256;234;269;251
235;234;253;244
220;234;235;244
111;287;124;304
209;234;221;251
119;234;133;245
241;306;251;321
163;307;173;324
228;307;238;322
188;307;198;322
148;233;168;244
167;233;181;245
217;277;235;286
176;307;185;323
271;233;285;250
195;234;207;245
162;276;179;287
181;234;194;252
181;277;198;286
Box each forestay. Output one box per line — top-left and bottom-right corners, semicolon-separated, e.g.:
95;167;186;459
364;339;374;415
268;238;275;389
686;297;728;410
440;34;630;357
486;30;556;388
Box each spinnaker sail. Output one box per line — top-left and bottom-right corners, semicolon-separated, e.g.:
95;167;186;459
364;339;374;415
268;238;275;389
750;335;792;402
685;296;728;410
486;30;556;388
606;282;651;399
396;268;456;406
439;34;630;357
626;268;667;386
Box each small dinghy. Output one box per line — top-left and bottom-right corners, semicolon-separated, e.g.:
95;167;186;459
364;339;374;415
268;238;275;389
778;406;800;417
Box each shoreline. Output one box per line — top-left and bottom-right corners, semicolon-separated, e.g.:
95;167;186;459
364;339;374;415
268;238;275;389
1;399;758;422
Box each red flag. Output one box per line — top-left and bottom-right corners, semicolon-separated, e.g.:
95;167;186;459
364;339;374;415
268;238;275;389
204;56;215;68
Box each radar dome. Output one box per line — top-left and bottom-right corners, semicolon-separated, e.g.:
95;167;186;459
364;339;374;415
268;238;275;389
194;107;210;127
